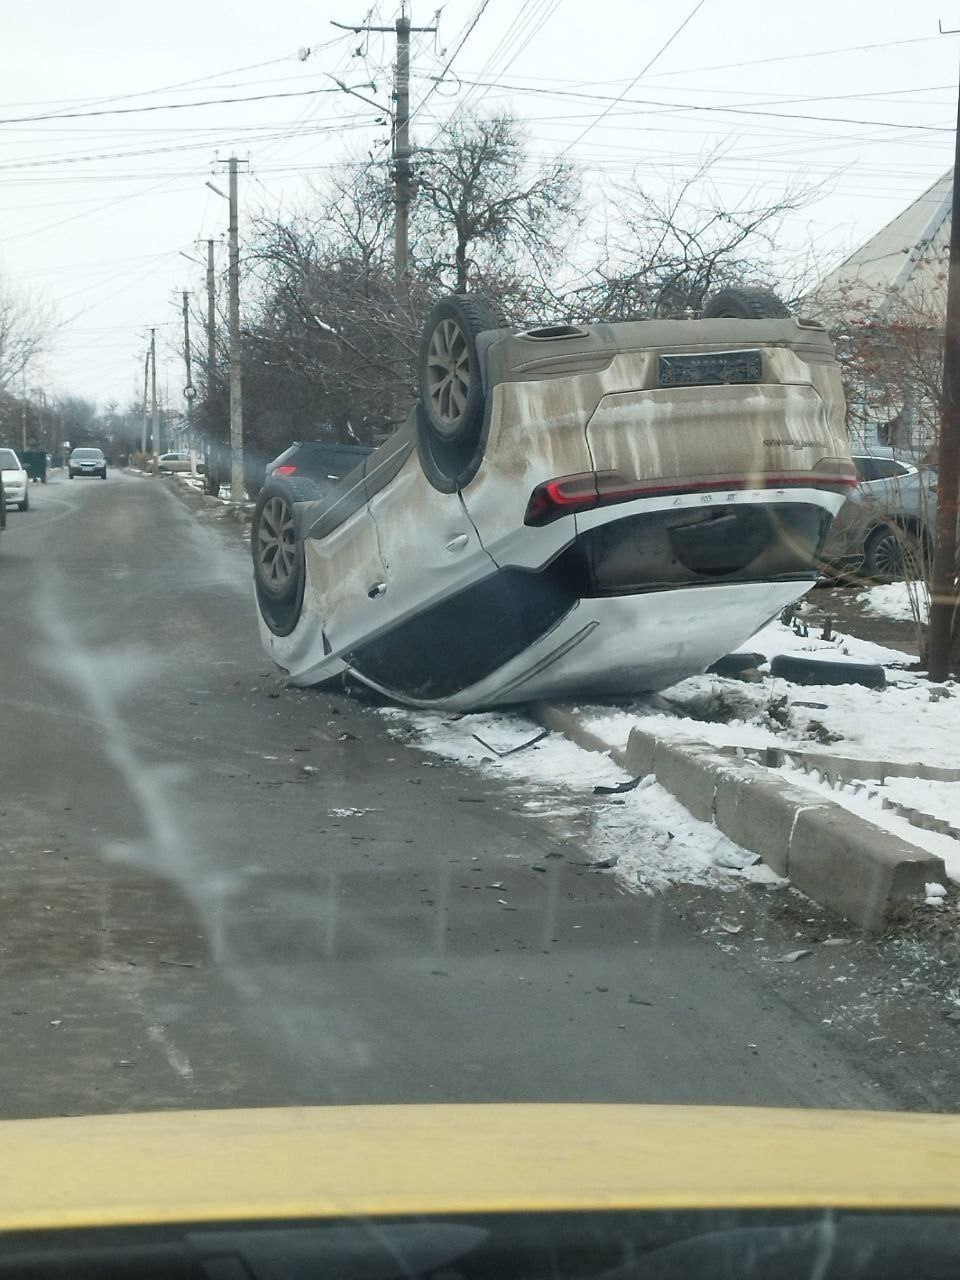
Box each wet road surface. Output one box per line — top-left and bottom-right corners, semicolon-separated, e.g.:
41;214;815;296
0;471;908;1116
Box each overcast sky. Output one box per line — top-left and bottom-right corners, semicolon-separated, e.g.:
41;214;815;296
2;0;960;413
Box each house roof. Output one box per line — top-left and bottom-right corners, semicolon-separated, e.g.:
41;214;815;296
810;170;952;321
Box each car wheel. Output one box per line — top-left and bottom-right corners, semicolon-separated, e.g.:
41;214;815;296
701;287;791;319
417;292;506;489
101;471;107;479
863;524;913;578
252;476;322;636
69;472;75;479
19;493;28;511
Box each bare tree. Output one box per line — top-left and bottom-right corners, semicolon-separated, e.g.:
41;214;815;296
0;276;52;392
564;162;821;321
414;113;580;293
809;275;959;667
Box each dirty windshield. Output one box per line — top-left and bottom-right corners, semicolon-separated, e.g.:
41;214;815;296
2;1;960;1273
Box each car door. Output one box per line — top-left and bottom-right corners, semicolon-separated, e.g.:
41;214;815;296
365;450;493;632
300;471;390;658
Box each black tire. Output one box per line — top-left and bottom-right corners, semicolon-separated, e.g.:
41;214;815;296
708;651;766;677
19;493;28;512
101;471;107;480
770;653;886;689
69;472;75;480
863;524;914;579
701;287;791;319
252;475;323;636
417;293;506;489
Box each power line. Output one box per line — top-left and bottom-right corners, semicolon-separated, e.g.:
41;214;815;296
0;35;355;116
641;32;954;80
560;0;708;156
409;0;493;129
0;85;354;125
447;75;957;135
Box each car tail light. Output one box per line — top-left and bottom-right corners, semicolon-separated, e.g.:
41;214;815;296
273;464;298;477
524;462;858;527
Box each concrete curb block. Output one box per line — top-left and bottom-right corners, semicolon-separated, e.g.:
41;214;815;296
530;703;946;931
717;742;960;785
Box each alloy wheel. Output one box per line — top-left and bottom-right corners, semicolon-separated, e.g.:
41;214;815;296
425;317;471;436
256;496;297;590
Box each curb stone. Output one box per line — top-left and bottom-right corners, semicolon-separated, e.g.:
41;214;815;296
531;703;946;931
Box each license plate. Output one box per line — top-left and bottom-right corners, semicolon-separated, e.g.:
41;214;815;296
658;349;762;388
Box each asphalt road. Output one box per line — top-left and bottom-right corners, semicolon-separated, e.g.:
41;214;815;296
0;470;906;1117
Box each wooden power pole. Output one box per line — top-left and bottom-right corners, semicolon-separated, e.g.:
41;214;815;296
150;327;159;462
181;289;193;448
332;10;436;281
929;61;960;680
210;158;247;508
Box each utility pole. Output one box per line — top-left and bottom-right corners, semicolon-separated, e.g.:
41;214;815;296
929;51;960;680
181;289;193;449
20;372;26;452
332;10;436;281
141;343;150;458
150;327;159;464
34;389;43;454
210;158;247;508
394;14;413;282
205;239;216;487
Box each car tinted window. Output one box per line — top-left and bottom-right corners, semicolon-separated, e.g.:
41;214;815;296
72;449;103;459
0;449;19;469
871;459;912;480
854;457;913;482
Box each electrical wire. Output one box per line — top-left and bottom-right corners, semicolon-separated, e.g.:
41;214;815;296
559;0;708;156
408;0;493;129
0;85;352;126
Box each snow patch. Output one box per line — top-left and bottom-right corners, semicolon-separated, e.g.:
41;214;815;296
857;582;929;624
384;709;780;893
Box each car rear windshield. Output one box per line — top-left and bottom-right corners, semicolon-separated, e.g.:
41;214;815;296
0;449;21;469
72;450;103;459
854;456;913;481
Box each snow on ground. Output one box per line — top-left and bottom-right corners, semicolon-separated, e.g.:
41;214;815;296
380;709;782;894
571;612;960;880
778;766;960;883
857;581;929;624
581;615;957;767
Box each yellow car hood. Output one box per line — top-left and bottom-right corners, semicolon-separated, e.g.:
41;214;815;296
3;1104;960;1232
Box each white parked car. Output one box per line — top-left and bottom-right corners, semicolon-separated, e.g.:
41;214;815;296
156;451;193;474
0;448;29;511
253;289;854;710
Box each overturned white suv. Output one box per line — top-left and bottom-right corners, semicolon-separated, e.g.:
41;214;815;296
253;288;854;709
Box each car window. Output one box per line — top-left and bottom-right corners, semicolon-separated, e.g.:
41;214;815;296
0;449;19;469
870;459;912;480
853;456;913;482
